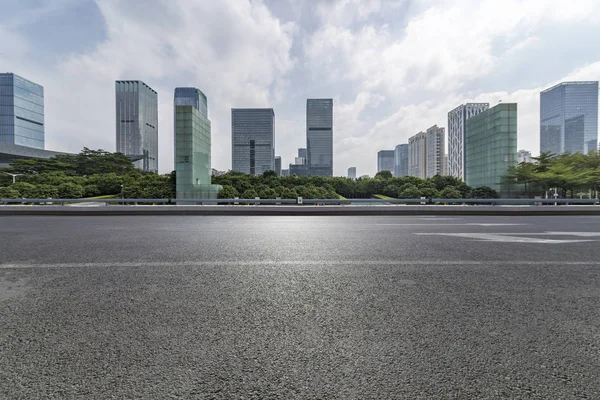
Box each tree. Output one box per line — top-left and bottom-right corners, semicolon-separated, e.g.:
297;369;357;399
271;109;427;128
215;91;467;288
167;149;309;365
470;186;498;199
218;185;239;199
241;189;258;199
57;182;85;198
399;184;421;199
439;187;462;199
374;170;393;180
262;170;277;179
258;187;278;199
0;188;20;198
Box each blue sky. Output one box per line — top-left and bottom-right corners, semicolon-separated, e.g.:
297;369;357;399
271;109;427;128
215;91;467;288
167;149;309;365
2;0;600;175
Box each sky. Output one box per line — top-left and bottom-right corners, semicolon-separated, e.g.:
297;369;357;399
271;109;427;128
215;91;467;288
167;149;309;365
2;0;600;176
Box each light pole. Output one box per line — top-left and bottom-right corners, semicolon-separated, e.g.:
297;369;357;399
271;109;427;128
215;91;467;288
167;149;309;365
1;172;22;184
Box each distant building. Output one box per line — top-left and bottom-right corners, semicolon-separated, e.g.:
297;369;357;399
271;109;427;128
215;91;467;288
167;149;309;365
0;73;45;150
174;89;221;201
116;80;158;173
298;148;307;160
359;175;369;179
408;131;427;179
377;150;395;174
447;103;489;180
426;125;445;177
348;167;356;179
231;108;275;175
394;144;409;177
274;156;282;176
281;169;290;177
289;163;309;176
211;168;228;177
465;103;517;193
307;99;333;176
517;150;532;164
295;157;306;165
540;81;598;155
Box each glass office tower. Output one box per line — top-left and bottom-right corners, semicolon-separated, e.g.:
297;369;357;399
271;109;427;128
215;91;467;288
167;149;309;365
394;144;409;177
231;108;275;175
448;103;489;180
348;167;356;179
0;73;45;149
116;80;158;173
307;99;333;176
377;150;395;173
540;81;598;155
465;103;517;193
274;156;282;176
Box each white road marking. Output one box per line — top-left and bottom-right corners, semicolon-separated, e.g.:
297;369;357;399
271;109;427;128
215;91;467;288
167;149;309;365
414;232;594;243
1;260;600;269
377;223;527;226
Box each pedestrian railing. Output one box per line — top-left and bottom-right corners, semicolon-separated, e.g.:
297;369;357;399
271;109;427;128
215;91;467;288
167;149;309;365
1;197;599;206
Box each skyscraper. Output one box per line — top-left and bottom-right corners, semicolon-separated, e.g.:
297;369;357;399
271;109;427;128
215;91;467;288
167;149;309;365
408;131;427;179
306;99;333;176
394;144;409;177
348;167;356;179
174;87;207;116
517;150;532;164
465;103;517;193
298;148;307;160
426;125;445;177
116;80;158;173
540;81;598;155
275;156;282;176
174;88;221;201
377;150;395;174
0;73;45;149
231;108;275;175
448;103;489;180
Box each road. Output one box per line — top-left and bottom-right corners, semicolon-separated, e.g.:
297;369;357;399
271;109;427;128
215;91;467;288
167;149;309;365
1;215;599;399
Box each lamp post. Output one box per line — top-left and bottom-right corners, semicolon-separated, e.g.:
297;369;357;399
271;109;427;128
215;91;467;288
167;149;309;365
1;172;22;184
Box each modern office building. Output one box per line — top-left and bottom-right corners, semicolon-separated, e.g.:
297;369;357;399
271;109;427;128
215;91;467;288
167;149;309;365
426;125;445;177
281;169;289;177
289;163;309;176
298;148;307;160
348;167;356;179
408;131;427;179
295;157;306;165
517;149;532;164
377;150;395;174
116;80;158;173
540;81;598;155
174;87;207;116
465;103;517;193
448;103;489;179
174;89;221;201
306;99;333;176
0;73;45;150
231;108;275;175
394;144;409;177
275;156;282;176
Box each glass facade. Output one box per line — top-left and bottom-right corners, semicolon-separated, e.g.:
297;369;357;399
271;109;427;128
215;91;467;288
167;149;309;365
174;87;207;117
298;148;307;160
540;81;598;155
408;131;427;178
394;144;408;177
426;125;445;177
448;103;489;180
0;73;45;149
231;108;275;175
116;80;158;173
307;99;333;176
275;156;281;175
377;150;395;173
175;105;220;201
465;103;517;192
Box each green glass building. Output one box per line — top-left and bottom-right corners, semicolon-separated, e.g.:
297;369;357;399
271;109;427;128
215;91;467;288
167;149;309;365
465;103;517;194
174;89;221;202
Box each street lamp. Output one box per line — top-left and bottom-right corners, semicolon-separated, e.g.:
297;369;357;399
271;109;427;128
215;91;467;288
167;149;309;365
1;172;22;184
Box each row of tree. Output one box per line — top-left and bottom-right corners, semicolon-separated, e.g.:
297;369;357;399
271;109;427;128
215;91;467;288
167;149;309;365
502;151;600;198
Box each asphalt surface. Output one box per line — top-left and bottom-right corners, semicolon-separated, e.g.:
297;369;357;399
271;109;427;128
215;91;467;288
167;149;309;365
1;215;599;399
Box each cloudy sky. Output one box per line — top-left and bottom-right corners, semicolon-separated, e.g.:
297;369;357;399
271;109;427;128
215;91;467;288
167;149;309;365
2;0;600;176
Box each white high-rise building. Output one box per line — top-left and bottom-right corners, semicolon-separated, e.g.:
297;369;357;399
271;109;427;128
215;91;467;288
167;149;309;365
448;103;489;180
408;131;427;178
426;125;445;178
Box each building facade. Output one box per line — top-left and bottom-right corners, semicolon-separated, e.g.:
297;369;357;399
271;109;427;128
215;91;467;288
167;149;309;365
517;150;532;164
306;99;333;176
0;73;45;150
394;144;409;177
348;167;356;179
231;108;275;175
116;80;158;173
426;125;445;177
175;97;221;201
447;103;489;180
540;81;598;155
298;148;307;160
465;103;517;192
408;131;427;179
377;150;395;174
275;156;281;176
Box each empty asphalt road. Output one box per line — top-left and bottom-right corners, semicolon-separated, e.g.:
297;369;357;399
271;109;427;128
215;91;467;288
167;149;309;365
1;215;599;399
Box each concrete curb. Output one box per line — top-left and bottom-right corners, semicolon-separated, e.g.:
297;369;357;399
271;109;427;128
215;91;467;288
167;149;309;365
2;205;600;216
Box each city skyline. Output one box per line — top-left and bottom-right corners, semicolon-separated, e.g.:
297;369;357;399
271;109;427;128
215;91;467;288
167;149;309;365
3;1;600;176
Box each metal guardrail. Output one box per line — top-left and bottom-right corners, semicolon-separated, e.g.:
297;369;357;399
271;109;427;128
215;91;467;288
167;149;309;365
1;197;599;205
